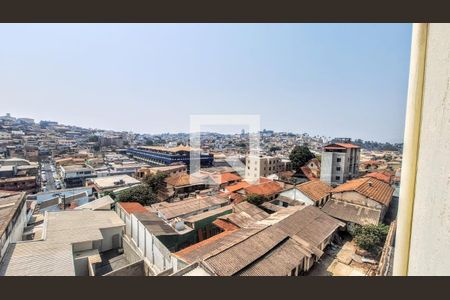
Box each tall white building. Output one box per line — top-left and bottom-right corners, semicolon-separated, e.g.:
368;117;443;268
320;143;360;186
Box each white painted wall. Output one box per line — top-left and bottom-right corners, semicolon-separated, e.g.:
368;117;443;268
407;23;450;275
279;188;315;206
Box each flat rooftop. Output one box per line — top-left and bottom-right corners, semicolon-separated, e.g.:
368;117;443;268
91;175;141;189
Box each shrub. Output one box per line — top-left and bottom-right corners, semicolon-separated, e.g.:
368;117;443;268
353;224;389;255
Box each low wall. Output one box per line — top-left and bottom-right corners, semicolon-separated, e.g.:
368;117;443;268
103;260;146;276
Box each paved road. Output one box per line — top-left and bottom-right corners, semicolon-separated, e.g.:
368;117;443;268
41;161;57;191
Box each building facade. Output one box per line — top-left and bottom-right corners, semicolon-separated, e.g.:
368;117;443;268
320;143;360;186
127;146;213;168
244;155;291;181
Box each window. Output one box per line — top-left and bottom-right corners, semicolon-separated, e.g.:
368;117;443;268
337;158;341;162
335;176;340;181
336;166;341;171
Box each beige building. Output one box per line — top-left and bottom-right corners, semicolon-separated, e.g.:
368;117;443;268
244;155;291;181
136;165;187;179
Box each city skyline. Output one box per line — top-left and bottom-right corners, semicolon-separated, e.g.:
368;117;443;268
0;24;412;142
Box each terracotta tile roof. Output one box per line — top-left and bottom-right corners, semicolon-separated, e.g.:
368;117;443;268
165;173;207;187
296;180;332;202
244;181;283;197
258;177;272;183
324;143;360;150
360;160;384;166
118;202;148;214
364;171;393;184
212;173;241;185
300;166;319;181
331;177;394;206
225;181;250;193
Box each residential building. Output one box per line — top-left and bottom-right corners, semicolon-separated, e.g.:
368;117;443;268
278;180;332;207
0;191;27;263
87;174;141;196
0;176;37;192
163;173;209;200
75;195;115;211
297;158;321;182
109;162;146;176
243;180;284;200
0;210;125;276
321;177;394;228
60;164;96;188
115;198;232;273
320;143;360;186
244;155;291;181
136;164;187;179
363;170;394;185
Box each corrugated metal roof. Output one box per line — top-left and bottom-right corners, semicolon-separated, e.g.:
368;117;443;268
0;242;75;276
321;199;381;226
205;226;288;276
174;206;344;276
152;196;229;220
218;202;269;228
237;239;307;276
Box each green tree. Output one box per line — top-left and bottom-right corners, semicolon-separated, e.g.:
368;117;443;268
289;145;315;171
116;185;158;206
353;224;389;255
145;139;154;146
245;194;268;206
116;173;167;206
144;172;167;193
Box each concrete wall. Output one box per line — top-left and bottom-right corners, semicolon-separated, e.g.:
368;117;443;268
117;211;174;273
103;260;146;276
73;241;93;252
0;201;27;262
280;188;315;206
321;152;346;185
407;23;450;275
99;227;123;252
332;191;384;210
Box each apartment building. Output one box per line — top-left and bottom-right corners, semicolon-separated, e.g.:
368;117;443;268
0;192;27;263
244;155;291;181
320;143;360;186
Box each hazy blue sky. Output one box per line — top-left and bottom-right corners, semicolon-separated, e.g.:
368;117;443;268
0;24;412;142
